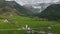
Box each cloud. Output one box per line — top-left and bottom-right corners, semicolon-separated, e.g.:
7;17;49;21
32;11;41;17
15;0;60;5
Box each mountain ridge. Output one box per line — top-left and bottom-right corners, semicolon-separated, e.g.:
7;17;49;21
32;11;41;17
0;0;34;16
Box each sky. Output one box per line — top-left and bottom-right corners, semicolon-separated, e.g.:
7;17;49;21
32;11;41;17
6;0;60;6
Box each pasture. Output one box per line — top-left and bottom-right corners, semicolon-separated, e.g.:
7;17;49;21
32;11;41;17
0;15;60;34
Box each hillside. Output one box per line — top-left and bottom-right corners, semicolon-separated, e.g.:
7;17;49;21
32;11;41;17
38;4;60;20
0;0;34;16
5;1;34;16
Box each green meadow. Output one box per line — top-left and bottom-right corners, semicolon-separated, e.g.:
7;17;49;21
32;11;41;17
0;15;60;34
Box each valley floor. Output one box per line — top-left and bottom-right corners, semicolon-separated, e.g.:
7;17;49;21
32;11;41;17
0;15;60;34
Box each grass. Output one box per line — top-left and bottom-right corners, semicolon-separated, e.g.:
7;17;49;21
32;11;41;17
0;15;60;34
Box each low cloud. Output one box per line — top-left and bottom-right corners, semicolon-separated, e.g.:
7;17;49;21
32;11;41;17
15;0;60;5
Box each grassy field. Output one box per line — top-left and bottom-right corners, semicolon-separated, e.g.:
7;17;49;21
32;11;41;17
0;15;60;34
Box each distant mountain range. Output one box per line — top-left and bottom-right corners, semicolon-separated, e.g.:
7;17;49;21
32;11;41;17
5;0;60;14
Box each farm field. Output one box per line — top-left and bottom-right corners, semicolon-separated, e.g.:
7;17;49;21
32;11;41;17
0;15;60;34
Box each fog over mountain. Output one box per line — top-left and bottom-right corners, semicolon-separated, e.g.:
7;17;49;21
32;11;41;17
5;0;60;13
6;0;60;6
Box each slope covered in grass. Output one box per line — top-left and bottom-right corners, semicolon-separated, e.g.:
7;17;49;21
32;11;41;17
0;15;60;34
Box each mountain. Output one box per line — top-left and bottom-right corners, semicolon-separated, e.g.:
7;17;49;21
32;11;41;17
0;0;19;15
33;3;51;12
23;4;41;14
0;0;35;17
22;3;52;14
23;4;34;11
5;1;34;16
0;0;32;16
23;4;39;14
38;4;60;20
